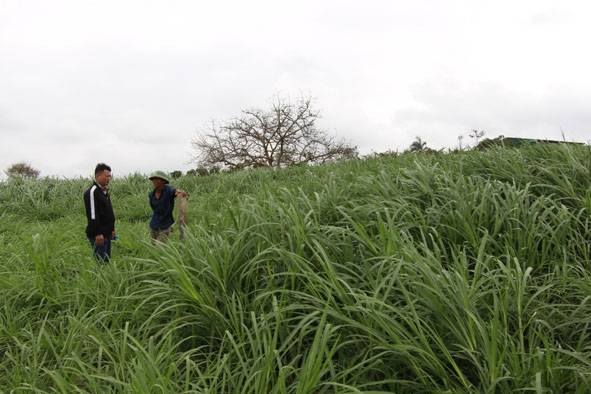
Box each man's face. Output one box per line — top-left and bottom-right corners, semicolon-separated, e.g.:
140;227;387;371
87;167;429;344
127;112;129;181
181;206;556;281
152;178;166;188
95;170;112;187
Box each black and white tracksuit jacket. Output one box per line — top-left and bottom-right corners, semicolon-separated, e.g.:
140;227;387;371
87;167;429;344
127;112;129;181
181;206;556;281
84;181;115;238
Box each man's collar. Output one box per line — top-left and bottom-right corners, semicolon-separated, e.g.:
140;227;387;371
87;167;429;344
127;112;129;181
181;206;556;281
95;181;108;193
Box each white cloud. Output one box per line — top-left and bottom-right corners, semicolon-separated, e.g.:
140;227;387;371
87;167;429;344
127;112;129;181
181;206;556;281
1;0;590;178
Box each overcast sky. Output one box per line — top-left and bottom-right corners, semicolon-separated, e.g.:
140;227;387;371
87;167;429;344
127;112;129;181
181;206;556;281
1;0;590;179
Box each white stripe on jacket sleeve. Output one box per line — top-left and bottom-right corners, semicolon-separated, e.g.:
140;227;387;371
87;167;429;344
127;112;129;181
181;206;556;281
89;185;98;220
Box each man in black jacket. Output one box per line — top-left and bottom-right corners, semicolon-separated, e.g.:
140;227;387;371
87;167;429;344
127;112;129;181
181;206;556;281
84;163;116;262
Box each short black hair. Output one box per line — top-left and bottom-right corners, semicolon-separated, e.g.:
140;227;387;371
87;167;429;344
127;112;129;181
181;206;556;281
95;163;111;175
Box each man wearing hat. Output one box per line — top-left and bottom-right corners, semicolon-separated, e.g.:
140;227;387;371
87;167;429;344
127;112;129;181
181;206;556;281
148;170;187;242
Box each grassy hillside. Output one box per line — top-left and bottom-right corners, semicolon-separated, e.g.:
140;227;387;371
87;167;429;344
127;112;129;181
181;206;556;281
1;145;591;393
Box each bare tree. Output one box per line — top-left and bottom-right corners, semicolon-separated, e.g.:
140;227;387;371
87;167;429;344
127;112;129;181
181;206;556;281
457;135;465;151
469;129;486;147
192;93;358;170
5;162;40;179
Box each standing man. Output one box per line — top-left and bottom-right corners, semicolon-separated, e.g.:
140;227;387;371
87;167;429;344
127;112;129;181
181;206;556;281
148;170;187;242
84;163;116;262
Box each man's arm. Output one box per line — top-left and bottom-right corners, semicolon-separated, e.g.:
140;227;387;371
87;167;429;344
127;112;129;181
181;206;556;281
86;186;105;245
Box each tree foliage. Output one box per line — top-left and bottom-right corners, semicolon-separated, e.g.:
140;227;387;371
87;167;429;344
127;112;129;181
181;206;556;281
192;94;358;170
409;136;428;153
170;170;183;179
5;162;40;180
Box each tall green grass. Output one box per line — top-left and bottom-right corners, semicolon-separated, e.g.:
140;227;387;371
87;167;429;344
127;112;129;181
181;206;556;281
1;145;590;392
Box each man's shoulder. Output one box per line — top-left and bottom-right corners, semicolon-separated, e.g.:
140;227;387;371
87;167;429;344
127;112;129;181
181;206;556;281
84;183;97;194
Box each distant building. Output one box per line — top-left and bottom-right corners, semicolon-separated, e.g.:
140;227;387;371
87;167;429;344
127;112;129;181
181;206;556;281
475;136;584;150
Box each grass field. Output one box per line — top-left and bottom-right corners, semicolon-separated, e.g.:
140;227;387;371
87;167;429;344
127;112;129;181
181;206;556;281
1;144;591;393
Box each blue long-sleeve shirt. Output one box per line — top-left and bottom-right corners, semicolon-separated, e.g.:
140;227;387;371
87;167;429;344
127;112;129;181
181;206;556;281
149;184;177;230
